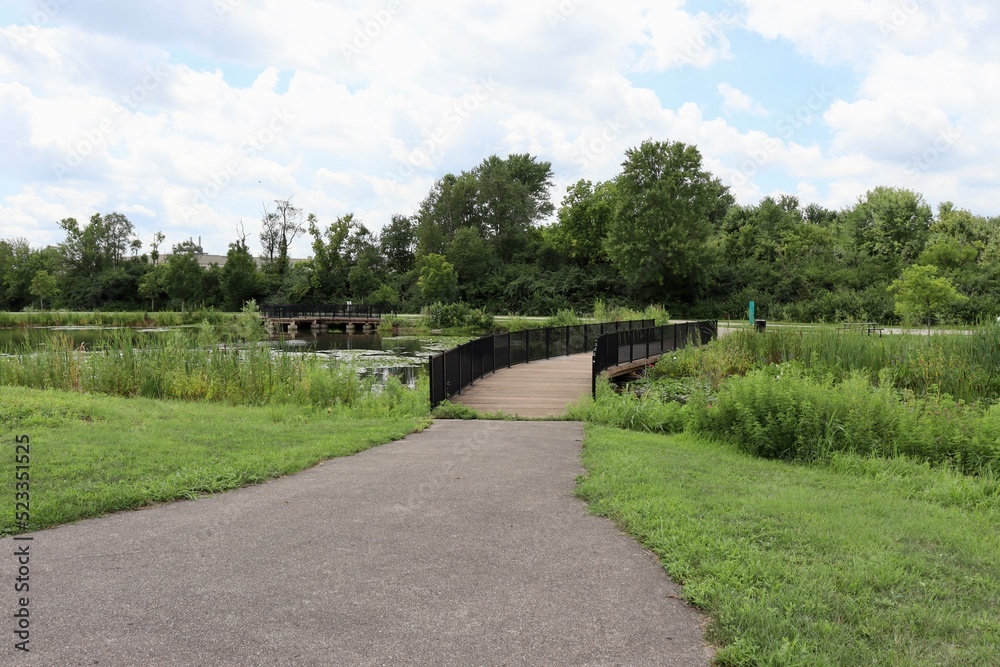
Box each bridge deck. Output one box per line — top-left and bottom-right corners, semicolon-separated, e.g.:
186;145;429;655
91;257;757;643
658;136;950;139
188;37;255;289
452;353;592;419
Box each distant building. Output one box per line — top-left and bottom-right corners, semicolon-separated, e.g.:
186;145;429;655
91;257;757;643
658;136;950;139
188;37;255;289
159;253;309;268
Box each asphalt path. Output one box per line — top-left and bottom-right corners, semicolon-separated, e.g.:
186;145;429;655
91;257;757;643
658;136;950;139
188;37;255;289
3;420;711;666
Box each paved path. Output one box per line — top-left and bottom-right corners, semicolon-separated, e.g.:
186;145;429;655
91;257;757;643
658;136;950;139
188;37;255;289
452;353;592;418
3;421;711;666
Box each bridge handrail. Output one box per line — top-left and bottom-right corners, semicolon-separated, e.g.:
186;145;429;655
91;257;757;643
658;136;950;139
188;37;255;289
260;304;385;320
591;321;718;397
429;320;656;408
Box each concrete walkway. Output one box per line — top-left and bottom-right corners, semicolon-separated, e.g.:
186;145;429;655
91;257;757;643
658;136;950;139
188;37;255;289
3;421;711;666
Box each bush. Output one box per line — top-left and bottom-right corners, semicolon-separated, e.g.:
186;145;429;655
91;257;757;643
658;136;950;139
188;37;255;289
421;302;494;331
687;364;999;474
545;309;581;327
568;380;687;433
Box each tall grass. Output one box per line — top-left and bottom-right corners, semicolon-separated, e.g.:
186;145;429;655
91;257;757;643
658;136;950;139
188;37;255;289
0;310;237;328
655;327;1000;404
0;326;428;413
687;366;1000;474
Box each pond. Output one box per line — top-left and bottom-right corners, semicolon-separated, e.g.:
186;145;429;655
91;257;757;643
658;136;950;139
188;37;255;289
0;326;466;389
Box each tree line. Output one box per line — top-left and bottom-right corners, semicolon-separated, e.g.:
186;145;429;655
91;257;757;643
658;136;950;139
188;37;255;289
5;139;999;324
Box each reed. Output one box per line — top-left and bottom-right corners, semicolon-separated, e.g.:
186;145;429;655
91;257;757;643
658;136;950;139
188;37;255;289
0;310;238;328
655;326;1000;404
0;325;428;413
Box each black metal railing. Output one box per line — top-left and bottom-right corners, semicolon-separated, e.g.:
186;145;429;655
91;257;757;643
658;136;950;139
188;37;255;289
592;321;717;396
260;304;385;320
429;320;655;408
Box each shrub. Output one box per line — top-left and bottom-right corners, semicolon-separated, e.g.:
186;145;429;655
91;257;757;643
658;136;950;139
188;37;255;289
421;302;494;331
545;309;581;327
568;380;687;433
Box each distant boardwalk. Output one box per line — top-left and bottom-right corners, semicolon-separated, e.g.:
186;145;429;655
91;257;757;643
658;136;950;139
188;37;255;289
260;303;383;334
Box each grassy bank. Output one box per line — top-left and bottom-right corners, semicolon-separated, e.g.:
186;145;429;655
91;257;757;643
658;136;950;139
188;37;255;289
0;385;427;535
579;426;1000;666
0;310;239;328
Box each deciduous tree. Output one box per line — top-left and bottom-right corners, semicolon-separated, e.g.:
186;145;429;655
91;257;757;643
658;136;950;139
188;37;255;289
604;139;731;302
888;264;967;331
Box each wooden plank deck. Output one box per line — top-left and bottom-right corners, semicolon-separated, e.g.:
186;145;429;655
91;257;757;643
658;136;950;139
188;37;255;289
451;353;592;419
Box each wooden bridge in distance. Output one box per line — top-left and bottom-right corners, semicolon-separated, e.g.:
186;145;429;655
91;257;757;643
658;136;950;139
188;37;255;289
261;304;383;335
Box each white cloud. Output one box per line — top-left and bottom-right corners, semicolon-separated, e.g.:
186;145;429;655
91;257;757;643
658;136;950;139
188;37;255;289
718;83;768;116
1;0;999;259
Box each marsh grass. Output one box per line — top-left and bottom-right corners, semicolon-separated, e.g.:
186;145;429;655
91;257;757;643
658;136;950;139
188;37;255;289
656;327;1000;404
0;310;236;328
0;386;426;535
0;323;429;412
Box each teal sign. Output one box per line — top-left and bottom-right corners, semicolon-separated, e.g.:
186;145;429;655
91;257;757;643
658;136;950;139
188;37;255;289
749;301;755;324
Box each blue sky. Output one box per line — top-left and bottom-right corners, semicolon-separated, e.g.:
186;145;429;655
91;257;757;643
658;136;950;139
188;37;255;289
1;0;996;256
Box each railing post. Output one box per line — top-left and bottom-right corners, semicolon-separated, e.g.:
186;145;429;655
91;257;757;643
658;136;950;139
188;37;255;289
592;338;598;398
565;326;570;356
545;328;550;359
508;332;512;368
525;329;530;364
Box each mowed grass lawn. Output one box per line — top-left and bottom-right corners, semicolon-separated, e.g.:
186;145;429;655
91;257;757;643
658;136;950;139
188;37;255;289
0;386;425;535
579;426;1000;666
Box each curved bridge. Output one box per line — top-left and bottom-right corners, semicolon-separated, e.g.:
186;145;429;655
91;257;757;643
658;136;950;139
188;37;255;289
431;320;717;418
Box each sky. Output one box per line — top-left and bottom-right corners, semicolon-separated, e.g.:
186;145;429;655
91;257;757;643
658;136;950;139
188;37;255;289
1;0;997;257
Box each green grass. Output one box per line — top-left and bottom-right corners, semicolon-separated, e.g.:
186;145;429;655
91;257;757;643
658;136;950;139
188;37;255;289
0;310;238;328
578;426;1000;666
0;386;427;535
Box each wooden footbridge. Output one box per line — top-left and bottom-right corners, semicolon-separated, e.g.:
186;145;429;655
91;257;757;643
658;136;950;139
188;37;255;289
431;321;717;418
261;304;383;335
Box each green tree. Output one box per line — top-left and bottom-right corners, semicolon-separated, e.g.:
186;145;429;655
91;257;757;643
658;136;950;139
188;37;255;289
309;213;353;300
549;179;616;265
446;227;492;294
138;265;166;311
604;139;732;302
415;154;554;264
379;214;417;276
29;270;59;309
846;186;932;266
220;238;259;310
417;254;458;304
163;241;204;312
888;264;967;331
